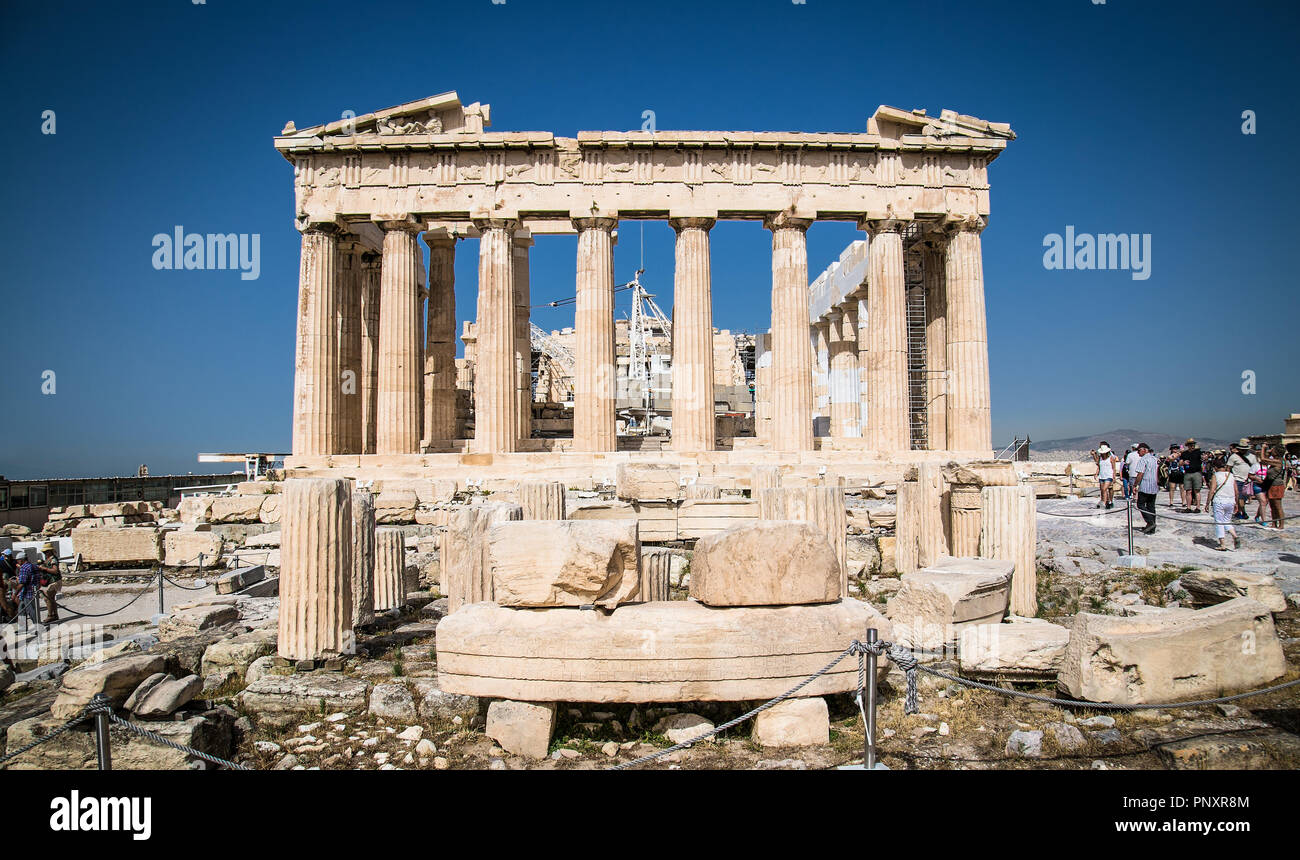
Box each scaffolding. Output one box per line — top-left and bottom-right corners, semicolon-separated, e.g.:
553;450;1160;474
903;225;929;451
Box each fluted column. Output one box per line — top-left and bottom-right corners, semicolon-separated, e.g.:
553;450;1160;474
513;232;534;443
573;217;618;452
423;234;457;444
374;527;405;612
278;478;354;660
922;238;948;450
981;484;1037;617
336;237;364;455
828;306;861;438
473;219;520;453
766;214;814;452
376;219;422;454
944;217;993;453
670;217;715;453
351;488;375;628
291;224;341;457
814;320;830;423
855;296;870;436
861;218;909;452
360;252;381;454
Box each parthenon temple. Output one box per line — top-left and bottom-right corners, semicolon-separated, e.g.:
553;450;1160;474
276;91;1015;486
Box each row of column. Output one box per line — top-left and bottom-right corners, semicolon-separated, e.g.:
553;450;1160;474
293;213;992;458
804;218;991;453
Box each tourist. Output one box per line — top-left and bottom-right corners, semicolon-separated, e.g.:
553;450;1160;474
1180;438;1204;513
1163;444;1185;508
1227;440;1258;520
38;543;62;624
0;549;18;620
1259;446;1287;530
1091;443;1119;509
13;552;41;626
1129;442;1160;534
1122;443;1141;497
1207;454;1240;551
1289;452;1300;492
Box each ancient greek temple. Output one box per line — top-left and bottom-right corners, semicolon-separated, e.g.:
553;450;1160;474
275;92;1014;485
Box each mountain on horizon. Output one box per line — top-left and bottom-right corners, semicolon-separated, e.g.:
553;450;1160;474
1027;429;1236;454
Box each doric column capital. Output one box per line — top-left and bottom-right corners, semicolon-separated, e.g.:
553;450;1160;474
571;216;618;233
942;214;988;237
826;308;844;324
512;230;536;250
858;217;906;236
669;217;715;233
763;212;813;233
297;218;344;236
471;217;521;233
375;215;422;234
423;230;457;249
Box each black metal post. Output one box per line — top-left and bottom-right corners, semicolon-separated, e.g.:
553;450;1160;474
157;567;164;617
91;694;112;771
865;627;878;770
1126;495;1134;557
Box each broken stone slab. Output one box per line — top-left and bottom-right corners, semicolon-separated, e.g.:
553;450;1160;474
486;700;556;759
654;712;715;745
885;557;1013;653
690;520;841;607
245;531;281;548
442;502;524;613
1179;570;1287;613
158;604;241;642
4;706;236;770
73;527;164;566
51;654;168;720
369;681;418;722
207;496;266;524
437;598;890;703
489;519;640;609
1058;598;1287;706
615;463;681;501
236;673;372;728
199;628;276;680
958;616;1070;678
750;697;829;747
215;565;266;595
1154;728;1300;770
128;673;203;719
375;491;419;525
164;531;224;568
676;498;760;541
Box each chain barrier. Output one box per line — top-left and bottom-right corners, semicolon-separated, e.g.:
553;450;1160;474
52;574;161;619
0;698;251;770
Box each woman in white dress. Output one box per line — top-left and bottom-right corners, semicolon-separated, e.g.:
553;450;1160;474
1207;454;1240;551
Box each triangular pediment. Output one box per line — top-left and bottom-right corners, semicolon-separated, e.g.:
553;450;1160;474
279;91;491;138
870;105;1015;141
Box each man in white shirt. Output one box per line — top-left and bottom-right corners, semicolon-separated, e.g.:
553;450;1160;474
1123;444;1141;497
1129;442;1160;534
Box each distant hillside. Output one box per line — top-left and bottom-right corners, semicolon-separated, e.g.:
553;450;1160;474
1027;429;1235;455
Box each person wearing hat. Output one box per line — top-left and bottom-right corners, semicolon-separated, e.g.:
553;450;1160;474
1091;443;1120;509
1129;442;1160;534
38;542;62;624
1227;439;1259;520
1180;438;1205;513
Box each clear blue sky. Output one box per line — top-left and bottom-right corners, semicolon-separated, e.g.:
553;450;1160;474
2;0;1297;479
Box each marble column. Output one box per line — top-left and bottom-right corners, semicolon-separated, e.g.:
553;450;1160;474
376;220;422;455
291;224;341;457
351;488;375;628
518;481;567;520
828;306;861;438
360;252;381;454
753;333;772;443
423;234;457;444
670;218;715;453
278;478;354;660
766;214;814;452
862;219;909;452
922;238;948;451
814;320;830;427
944;217;993;453
513;232;534;443
473;219;520;453
573;217;618;452
981;484;1037;617
336;237;364;455
855;295;870;437
374;527;405;612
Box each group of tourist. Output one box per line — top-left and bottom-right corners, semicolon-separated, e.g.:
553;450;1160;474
1091;437;1293;552
0;544;63;626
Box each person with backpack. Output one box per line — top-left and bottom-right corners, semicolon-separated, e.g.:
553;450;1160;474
1227;440;1259;520
13;552;41;627
1180;438;1205;513
1259;446;1287;530
1163;444;1185;508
